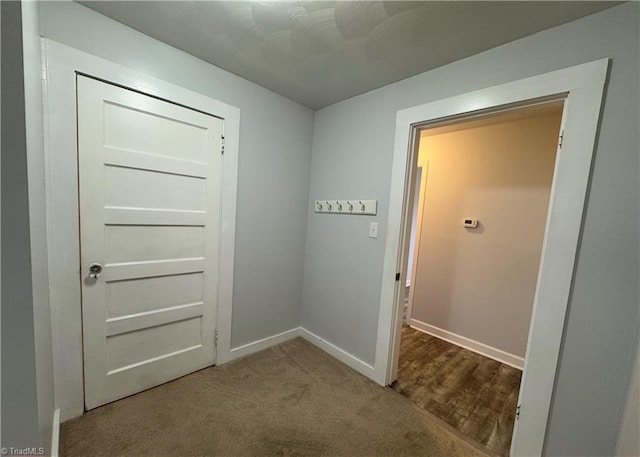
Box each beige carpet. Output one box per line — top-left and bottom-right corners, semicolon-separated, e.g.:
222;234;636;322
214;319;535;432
61;338;489;457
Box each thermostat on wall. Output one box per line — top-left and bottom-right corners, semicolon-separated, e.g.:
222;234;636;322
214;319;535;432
463;218;478;228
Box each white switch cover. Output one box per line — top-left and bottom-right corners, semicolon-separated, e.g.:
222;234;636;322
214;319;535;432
369;222;379;238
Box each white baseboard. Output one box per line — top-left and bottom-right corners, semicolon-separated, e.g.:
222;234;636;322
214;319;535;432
408;318;524;370
227;327;301;361
51;408;60;457
224;326;380;385
299;328;377;380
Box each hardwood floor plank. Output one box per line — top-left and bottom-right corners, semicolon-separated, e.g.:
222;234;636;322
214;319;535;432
392;326;522;456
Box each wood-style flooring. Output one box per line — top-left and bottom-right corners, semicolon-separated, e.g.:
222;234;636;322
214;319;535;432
391;326;522;456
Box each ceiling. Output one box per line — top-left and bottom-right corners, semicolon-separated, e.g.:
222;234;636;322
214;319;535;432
79;1;619;109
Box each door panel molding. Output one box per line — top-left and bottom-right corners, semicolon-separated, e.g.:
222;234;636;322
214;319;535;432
104;147;208;178
105;302;204;336
103;258;206;282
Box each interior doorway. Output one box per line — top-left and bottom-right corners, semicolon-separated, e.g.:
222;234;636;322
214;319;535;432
393;103;563;456
376;59;607;456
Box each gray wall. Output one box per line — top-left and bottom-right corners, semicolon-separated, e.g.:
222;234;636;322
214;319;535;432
1;1;54;451
410;112;561;359
301;3;639;455
23;0;56;448
38;1;314;350
616;340;639;456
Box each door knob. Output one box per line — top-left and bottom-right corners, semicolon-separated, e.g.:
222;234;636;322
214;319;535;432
88;263;103;279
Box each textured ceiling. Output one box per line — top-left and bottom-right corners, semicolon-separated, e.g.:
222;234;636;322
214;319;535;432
79;1;619;109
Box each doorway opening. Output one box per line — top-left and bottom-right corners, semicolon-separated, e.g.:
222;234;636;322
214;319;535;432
375;59;607;456
392;102;564;456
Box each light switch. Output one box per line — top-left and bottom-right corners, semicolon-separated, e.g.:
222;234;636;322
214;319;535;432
369;222;379;238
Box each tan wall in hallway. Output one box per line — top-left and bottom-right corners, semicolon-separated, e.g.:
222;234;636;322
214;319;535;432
410;108;562;359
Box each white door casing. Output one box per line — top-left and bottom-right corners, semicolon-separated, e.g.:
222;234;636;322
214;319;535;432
376;59;608;456
43;40;240;421
77;75;223;409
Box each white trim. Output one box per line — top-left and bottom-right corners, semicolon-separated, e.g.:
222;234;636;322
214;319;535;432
227;328;301;361
408;318;524;370
50;408;60;457
375;59;609;457
42;39;239;421
299;328;377;380
406;163;428;325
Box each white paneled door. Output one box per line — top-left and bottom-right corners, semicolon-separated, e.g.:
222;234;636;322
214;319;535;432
77;75;223;409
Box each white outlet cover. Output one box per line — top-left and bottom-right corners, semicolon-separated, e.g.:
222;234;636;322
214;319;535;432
369;222;379;238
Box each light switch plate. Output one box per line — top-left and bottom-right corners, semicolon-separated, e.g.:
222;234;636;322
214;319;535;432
369;222;379;238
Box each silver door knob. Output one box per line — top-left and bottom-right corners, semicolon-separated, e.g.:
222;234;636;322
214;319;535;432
89;263;103;279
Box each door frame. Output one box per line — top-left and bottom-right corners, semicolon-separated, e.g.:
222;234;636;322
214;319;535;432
405;164;427;324
374;59;609;456
42;38;240;421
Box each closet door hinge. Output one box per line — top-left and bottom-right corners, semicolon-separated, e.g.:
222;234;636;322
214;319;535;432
558;129;564;149
516;404;521;420
221;135;225;155
395;273;401;281
214;328;219;346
